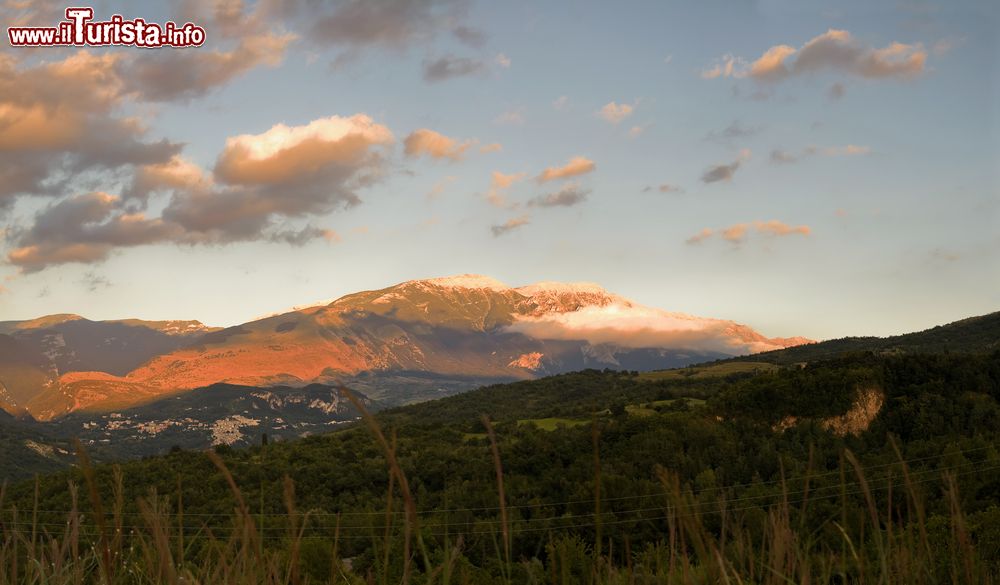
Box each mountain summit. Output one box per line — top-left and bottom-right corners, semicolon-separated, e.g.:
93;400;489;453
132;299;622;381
6;275;811;419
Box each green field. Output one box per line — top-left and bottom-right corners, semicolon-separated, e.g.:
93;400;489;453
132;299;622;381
516;416;590;430
626;397;707;416
638;360;781;381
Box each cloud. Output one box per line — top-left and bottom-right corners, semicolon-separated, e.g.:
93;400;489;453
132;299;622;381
117;0;295;102
552;96;569;110
125;155;213;201
794;30;926;79
703;29;927;83
828;81;847;100
0;51;182;207
928;248;960;263
486;171;525;207
537;156;596;183
0;1;298;211
452;25;487;48
628;125;646;139
268;225;340;246
598;101;635;124
7;114;394;271
644;184;684;194
706;120;761;143
491;215;529;237
686;220;811;246
754;219;812;237
422;55;487;82
308;0;472;50
170;114;393;238
505;302;796;353
932;38;956;56
6;192;184;272
1;0;65;27
721;223;749;243
747;44;798;81
701;149;751;184
213;115;392;185
403;129;474;160
770;149;798;164
529;184;590;208
494;108;525;125
427;175;457;199
479;143;503;153
770;144;871;164
122;30;295;102
822;144;870;156
701;54;746;79
80;271;112;292
685;228;714;245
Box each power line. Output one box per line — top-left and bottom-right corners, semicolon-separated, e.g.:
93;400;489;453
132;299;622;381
9;443;994;520
3;459;996;541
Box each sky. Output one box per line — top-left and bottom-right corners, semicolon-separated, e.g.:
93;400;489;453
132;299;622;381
0;0;997;341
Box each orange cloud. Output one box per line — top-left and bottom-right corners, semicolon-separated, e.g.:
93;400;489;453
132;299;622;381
537;156;596;182
687;220;811;246
120;0;295;102
427;175;457;200
491;215;529;237
123;30;295;102
598;101;635;123
823;144;871;156
127;155;213;200
701;54;745;79
722;223;750;243
403;128;474;161
6;192;184;272
771;144;871;164
685;228;714;245
704;29;927;83
0;51;180;207
754;220;811;237
486;171;526;207
0;103;83;150
9;111;398;271
748;45;797;80
216;115;393;185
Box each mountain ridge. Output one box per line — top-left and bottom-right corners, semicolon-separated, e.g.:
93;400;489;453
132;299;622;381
0;308;996;477
731;310;1000;365
3;275;812;419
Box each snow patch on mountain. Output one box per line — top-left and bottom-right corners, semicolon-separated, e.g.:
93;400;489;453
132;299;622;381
517;281;610;297
416;274;512;290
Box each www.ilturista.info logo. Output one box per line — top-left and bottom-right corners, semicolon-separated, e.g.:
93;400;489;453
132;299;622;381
8;7;205;48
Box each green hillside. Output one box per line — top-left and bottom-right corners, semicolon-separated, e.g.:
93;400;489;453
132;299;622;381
4;349;999;583
728;310;1000;365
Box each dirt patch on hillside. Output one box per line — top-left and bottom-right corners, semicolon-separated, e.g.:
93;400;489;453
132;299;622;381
821;385;884;436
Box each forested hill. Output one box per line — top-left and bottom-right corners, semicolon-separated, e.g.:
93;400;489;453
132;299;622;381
731;310;1000;365
5;350;1000;582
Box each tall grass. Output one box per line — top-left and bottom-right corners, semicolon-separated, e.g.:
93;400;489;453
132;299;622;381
0;401;995;584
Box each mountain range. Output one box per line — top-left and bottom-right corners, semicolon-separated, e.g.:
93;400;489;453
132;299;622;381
0;274;810;420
